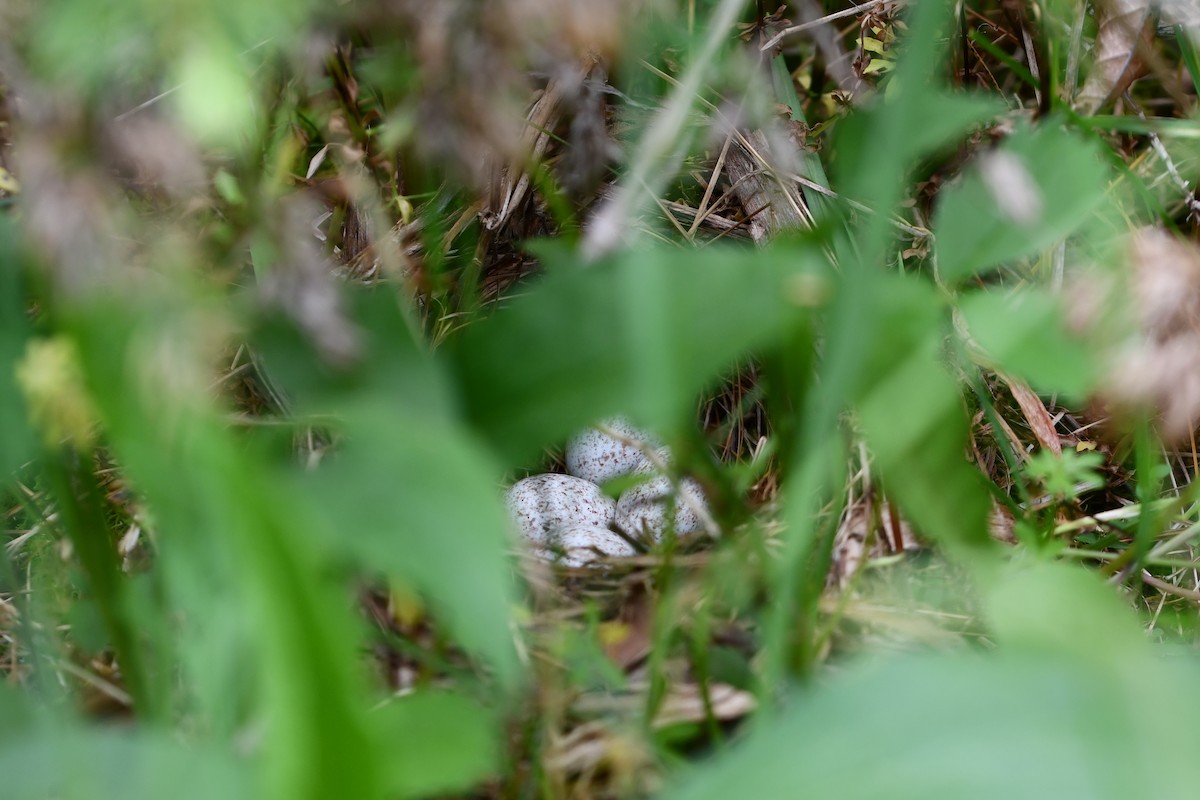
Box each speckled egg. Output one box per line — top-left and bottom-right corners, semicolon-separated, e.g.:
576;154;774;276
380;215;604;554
506;473;616;544
565;417;668;485
615;476;709;542
533;524;637;567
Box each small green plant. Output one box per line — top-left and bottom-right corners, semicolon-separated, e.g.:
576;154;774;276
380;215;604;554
1024;449;1106;503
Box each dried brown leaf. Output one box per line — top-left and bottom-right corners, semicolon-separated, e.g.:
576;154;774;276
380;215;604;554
831;502;867;589
600;589;655;670
651;681;756;727
1077;0;1153;114
988;500;1018;544
1006;377;1062;455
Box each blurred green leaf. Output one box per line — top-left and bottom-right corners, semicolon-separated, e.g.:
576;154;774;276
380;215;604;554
857;339;993;551
934;122;1110;282
256;289;520;687
254;289;453;422
847;273;993;550
834;92;1003;198
984;560;1148;658
661;647;1200;800
0;221;35;478
0;726;253;800
959;289;1096;397
689;559;1182;799
64;595;108;653
299;407;521;689
29;0;311;93
0;683;36;745
450;242;820;465
372;690;499;799
173;43;257;148
831;0;998;236
66;299;382;800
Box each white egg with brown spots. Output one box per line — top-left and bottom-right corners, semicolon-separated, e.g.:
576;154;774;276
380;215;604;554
533;524;637;567
616;475;709;542
506;473;615;545
565;417;668;485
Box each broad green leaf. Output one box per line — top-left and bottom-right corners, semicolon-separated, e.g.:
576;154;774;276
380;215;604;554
450;242;820;466
298;407;521;689
984;559;1147;659
856;334;993;550
66;299;382;800
934;122;1111;282
842;272;992;550
834;92;1003;200
256;291;520;687
372;691;499;799
253;288;454;422
0;726;252;800
958;288;1096;397
661;647;1200;800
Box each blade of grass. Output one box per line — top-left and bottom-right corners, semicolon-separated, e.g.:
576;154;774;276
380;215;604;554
39;449;158;718
1176;25;1200;96
767;53;838;226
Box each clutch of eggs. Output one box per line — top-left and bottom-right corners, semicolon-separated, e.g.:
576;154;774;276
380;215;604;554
506;418;713;567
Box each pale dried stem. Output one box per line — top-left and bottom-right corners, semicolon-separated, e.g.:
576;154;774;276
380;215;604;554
1141;569;1200;603
689;131;736;238
759;0;902;52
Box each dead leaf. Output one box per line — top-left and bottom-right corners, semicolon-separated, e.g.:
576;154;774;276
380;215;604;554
831;503;868;589
1077;0;1153;114
1006;376;1062;455
600;588;654;670
1160;0;1200;27
988;500;1018;544
570;680;756;729
651;681;756;728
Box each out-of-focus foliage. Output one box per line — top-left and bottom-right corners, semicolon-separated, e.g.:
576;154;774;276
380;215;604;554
934;123;1111;282
2;0;1200;799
